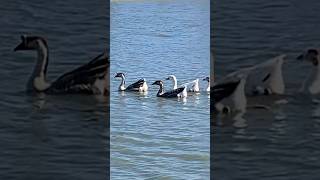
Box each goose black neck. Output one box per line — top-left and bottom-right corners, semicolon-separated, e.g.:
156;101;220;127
157;84;164;96
120;76;125;86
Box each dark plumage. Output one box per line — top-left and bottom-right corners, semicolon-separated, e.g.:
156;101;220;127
125;79;145;91
203;77;210;82
297;48;319;66
114;72;147;91
152;80;184;98
212;80;240;103
48;52;109;94
262;73;270;82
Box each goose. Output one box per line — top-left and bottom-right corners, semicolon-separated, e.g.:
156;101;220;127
189;78;200;92
114;72;148;92
14;35;109;95
152;80;185;98
213;74;247;113
178;84;188;98
246;54;286;95
203;77;210;92
297;49;320;94
165;75;187;97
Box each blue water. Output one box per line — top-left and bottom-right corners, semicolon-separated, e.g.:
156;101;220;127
111;0;210;179
0;0;109;179
213;0;320;179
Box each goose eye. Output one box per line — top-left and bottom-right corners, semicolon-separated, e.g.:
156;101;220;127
222;107;230;114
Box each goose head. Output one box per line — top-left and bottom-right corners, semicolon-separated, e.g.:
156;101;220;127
203;77;210;82
152;80;163;86
114;72;125;78
165;75;176;80
14;35;48;51
297;49;319;66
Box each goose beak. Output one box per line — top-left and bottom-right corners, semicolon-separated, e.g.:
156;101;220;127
14;42;25;51
114;73;120;78
165;77;170;80
202;78;206;81
152;81;159;85
14;35;28;51
297;54;304;60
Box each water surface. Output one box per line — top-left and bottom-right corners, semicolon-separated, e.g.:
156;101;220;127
213;0;320;179
111;0;210;179
0;0;109;179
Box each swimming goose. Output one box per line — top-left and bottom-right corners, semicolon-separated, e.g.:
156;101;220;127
178;84;188;98
297;49;320;94
213;74;247;113
203;77;210;92
114;72;148;92
152;80;185;98
166;75;187;97
189;78;200;92
14;35;109;95
242;54;286;95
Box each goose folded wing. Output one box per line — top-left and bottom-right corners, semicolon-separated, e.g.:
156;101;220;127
212;80;240;103
49;51;109;93
163;87;185;98
126;79;145;90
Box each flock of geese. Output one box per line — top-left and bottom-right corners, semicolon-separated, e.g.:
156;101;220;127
212;50;320;114
114;72;210;98
14;35;320;115
14;35;211;99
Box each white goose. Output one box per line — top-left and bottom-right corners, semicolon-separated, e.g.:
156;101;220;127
297;49;320;94
243;54;286;95
203;77;210;92
189;78;200;92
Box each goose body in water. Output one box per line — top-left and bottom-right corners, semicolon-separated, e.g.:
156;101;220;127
189;78;200;92
114;72;148;92
213;74;247;113
297;49;320;94
203;77;210;92
14;35;109;95
166;75;187;97
152;80;185;98
246;54;286;95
